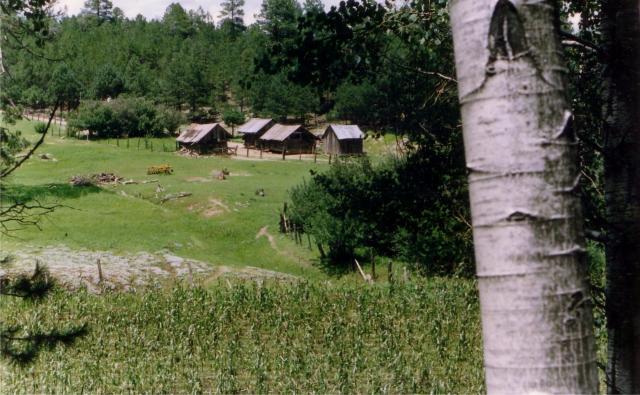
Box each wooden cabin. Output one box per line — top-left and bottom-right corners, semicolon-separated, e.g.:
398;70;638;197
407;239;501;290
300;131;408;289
259;124;316;154
238;118;275;148
176;123;231;153
322;124;364;155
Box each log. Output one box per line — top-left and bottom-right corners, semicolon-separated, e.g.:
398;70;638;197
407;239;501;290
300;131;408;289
160;192;192;203
354;259;373;284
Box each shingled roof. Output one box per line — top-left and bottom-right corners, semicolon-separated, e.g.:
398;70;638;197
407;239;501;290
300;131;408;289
238;118;274;135
260;124;309;142
324;124;364;140
177;123;229;144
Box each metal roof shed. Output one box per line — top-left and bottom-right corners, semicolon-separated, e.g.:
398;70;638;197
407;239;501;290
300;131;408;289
176;123;231;153
237;118;275;147
322;124;364;155
259;124;316;154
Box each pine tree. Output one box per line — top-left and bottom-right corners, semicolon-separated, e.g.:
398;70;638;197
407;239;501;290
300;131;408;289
219;0;245;34
81;0;114;22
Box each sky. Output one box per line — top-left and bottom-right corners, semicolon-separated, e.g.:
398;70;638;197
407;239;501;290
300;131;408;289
56;0;344;24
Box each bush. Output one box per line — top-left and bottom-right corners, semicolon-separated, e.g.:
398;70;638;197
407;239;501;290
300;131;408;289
288;151;473;275
34;122;48;134
69;98;172;138
156;105;185;135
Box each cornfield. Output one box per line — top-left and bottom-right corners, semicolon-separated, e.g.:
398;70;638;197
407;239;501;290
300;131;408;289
1;278;484;393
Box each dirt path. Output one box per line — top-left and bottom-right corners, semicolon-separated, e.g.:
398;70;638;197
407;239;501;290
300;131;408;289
227;141;327;162
256;226;279;252
0;245;297;293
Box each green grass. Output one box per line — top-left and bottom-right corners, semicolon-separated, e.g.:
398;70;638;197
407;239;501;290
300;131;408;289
0;279;484;393
2;119;335;278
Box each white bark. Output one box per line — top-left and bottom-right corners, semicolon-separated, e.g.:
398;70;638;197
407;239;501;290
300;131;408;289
449;0;599;393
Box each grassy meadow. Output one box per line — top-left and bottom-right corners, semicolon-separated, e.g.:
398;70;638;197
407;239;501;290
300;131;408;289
2;120;340;278
2;120;405;279
0;119;488;392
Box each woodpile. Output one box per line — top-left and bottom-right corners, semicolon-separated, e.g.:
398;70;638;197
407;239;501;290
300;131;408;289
147;164;173;175
70;173;123;186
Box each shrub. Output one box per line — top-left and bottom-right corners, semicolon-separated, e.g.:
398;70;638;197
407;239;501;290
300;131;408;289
69;98;171;138
156;105;185;135
288;151;473;275
34;122;48;134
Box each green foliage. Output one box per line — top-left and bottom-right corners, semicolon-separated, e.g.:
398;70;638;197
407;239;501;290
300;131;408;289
69;98;175;138
81;0;114;22
92;64;124;99
219;0;246;36
0;128;30;171
162;3;197;38
222;108;245;134
1;279;483;392
289;152;473;274
33;122;48;134
249;73;317;122
156;105;185;135
331;80;379;127
48;64;81;109
257;0;302;42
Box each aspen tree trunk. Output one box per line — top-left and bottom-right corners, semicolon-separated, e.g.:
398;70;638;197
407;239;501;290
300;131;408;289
601;1;640;392
449;0;599;392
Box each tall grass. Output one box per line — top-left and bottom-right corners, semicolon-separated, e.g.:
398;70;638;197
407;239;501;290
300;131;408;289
1;278;484;393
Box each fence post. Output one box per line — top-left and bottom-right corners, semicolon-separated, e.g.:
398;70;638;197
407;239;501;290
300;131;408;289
371;250;376;280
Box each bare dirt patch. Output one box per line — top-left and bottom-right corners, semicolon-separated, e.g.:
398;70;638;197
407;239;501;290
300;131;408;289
204;198;230;217
256;226;279;252
185;176;212;183
186;198;231;218
0;245;296;293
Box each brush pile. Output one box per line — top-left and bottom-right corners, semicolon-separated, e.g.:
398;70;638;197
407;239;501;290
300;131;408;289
70;173;123;186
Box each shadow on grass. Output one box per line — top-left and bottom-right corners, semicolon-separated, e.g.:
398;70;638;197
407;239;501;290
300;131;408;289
1;265;88;365
0;183;102;203
311;256;356;277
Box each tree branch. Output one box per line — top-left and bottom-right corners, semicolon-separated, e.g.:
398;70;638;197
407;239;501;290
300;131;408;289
382;53;457;83
560;30;603;56
1;103;58;179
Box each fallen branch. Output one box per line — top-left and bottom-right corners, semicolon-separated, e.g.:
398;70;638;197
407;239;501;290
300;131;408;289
354;259;373;284
160;192;192;203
